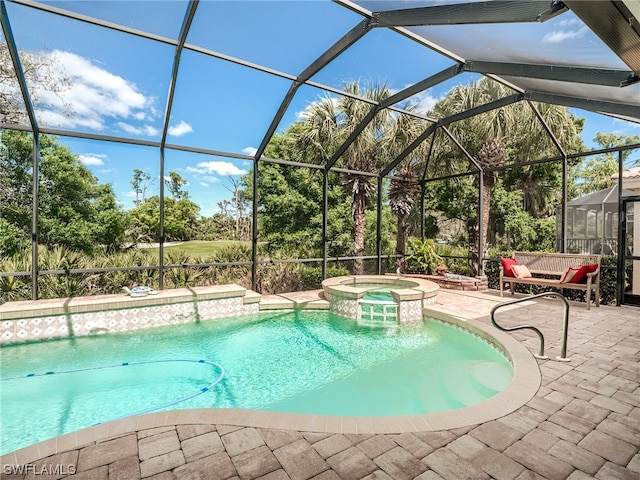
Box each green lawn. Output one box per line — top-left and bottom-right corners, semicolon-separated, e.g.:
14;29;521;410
152;240;249;260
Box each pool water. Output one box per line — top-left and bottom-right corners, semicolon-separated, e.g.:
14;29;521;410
357;284;398;322
0;310;512;454
357;283;396;302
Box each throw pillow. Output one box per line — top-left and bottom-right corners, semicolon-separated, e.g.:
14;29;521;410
571;263;598;283
559;267;579;284
501;257;518;277
511;264;532;279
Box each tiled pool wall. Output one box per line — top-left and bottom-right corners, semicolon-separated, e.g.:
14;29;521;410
0;285;261;346
328;295;437;323
1;277;440;345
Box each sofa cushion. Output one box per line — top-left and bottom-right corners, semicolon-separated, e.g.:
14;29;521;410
571;264;599;283
511;264;532;279
501;257;518;277
559;267;579;284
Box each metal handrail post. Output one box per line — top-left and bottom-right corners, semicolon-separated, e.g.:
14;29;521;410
558;296;570;361
490;292;571;361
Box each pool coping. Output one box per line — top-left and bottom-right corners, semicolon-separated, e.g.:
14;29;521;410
0;285;262;345
1;302;541;463
0;284;254;321
322;274;439;302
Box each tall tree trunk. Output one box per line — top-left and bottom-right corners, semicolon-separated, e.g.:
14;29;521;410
480;171;494;264
235;188;240;239
389;174;419;274
468;216;479;276
473;137;505;275
469;174;494;276
395;214;406;273
353;191;366;275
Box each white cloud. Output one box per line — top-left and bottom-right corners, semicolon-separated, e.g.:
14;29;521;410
412;90;440;114
38;108;103;130
543;26;588;43
557;18;581;27
199;182;209;187
200;175;220;183
168;121;193;137
201;206;218;217
242;146;257;156
611;118;640;134
296;97;339;121
32;50;158;133
187;161;247;176
122;190;137;198
78;153;106;166
117;122;159;136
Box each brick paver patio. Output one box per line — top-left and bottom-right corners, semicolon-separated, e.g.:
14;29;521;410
1;289;638;479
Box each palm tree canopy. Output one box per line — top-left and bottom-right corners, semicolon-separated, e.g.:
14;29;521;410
429;77;582;168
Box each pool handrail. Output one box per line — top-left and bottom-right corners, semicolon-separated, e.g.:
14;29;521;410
490;292;570;362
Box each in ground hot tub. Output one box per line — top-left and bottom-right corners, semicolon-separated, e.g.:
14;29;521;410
321;275;439;325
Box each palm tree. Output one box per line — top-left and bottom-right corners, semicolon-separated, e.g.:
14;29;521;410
476;137;507;265
293;81;399;275
386;112;428;272
431;77;581;272
388;164;420;272
571;132;639;196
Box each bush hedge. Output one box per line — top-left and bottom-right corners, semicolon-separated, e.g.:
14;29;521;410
0;245;353;302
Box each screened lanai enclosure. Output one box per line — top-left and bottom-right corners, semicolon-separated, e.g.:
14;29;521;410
1;0;640;306
558;185;634;255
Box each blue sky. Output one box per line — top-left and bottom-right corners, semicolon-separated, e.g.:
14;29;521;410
4;0;639;217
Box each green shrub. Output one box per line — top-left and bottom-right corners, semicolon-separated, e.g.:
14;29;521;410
210;244;251;263
205;244;252;288
404;238;443;275
299;265;350;291
97;248;158;293
0;218;30;257
327;266;350;278
163;251;208;288
434;245;473;276
300;267;323;291
256;263;301;294
0;254;31;304
36;246;92;299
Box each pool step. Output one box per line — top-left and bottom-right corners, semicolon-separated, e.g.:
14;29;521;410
440;361;512;408
471;361;512;393
357;299;398;327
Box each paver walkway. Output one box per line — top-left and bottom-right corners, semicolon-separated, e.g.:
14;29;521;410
1;289;638;480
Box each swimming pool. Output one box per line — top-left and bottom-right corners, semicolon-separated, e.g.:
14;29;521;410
0;310;512;454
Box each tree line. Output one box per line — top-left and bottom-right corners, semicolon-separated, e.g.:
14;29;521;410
0;130;250;258
2;78;638;271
